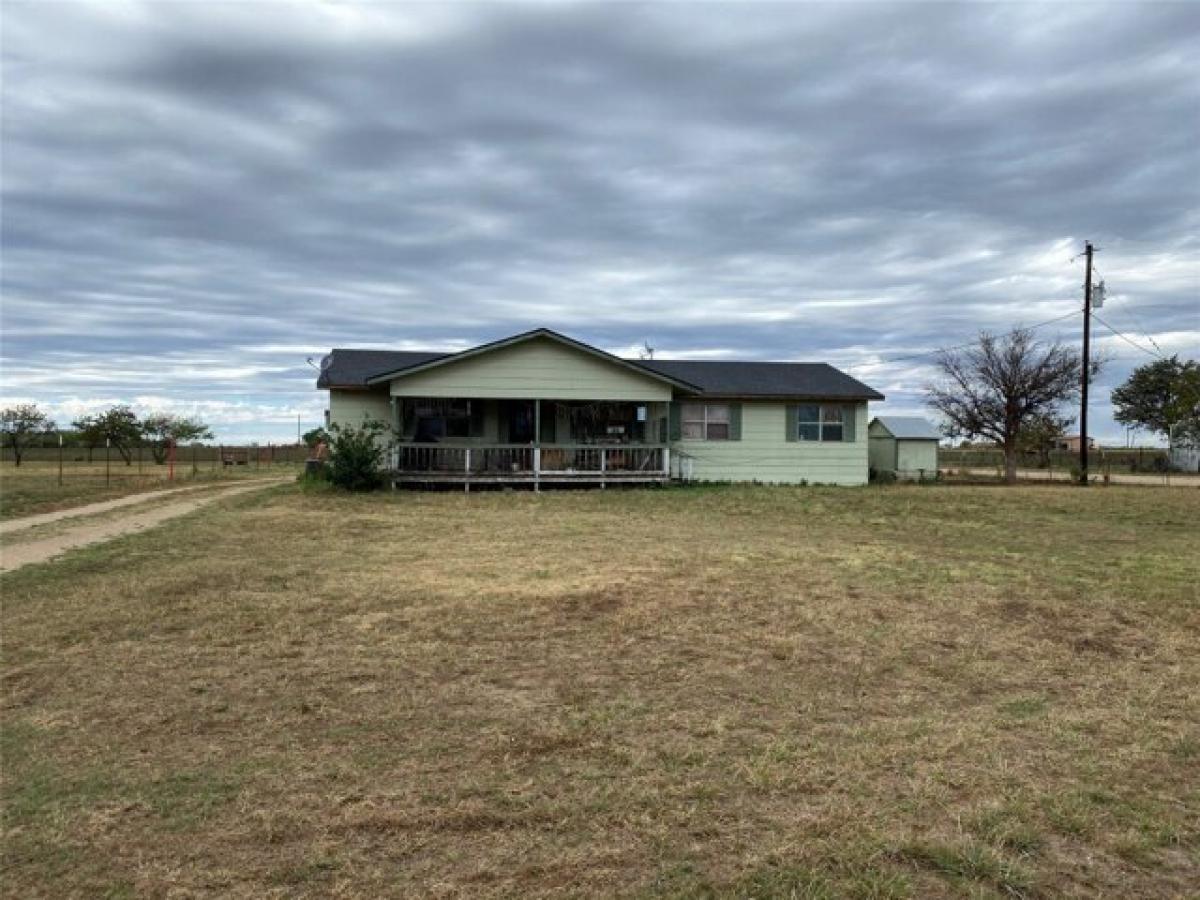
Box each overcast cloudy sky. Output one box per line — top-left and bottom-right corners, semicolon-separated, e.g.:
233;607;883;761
2;2;1197;443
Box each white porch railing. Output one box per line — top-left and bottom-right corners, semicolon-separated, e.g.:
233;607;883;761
389;443;670;485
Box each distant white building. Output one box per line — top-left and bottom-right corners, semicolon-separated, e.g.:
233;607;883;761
1171;438;1200;473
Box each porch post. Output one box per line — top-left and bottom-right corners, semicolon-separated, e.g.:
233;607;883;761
663;399;672;482
534;399;541;492
389;396;400;474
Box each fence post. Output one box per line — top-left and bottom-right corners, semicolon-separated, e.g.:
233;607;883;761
464;447;471;494
105;439;111;487
663;446;670;480
600;447;606;490
533;447;541;493
58;432;64;487
192;444;198;478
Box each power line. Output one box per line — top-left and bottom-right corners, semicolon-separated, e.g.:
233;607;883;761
1091;311;1166;359
1103;297;1165;354
1091;264;1167;353
868;309;1082;366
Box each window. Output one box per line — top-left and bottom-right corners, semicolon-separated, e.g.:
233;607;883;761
682;403;731;441
797;404;847;442
410;399;472;441
796;404;821;441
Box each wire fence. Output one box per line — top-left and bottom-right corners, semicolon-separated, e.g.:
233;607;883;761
0;442;310;487
939;446;1172;477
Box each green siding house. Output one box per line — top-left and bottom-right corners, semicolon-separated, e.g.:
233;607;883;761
318;329;884;487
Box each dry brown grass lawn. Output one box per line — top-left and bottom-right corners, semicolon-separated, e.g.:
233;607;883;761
2;483;1197;898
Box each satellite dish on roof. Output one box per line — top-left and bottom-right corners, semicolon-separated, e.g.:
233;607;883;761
319;353;333;371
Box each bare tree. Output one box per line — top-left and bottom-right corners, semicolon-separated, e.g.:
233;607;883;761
927;327;1088;484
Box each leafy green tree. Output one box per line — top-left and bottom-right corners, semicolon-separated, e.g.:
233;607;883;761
325;419;391;491
1;403;56;467
72;417;108;462
73;406;142;465
302;426;330;448
141;413;213;464
1017;412;1072;468
1111;356;1200;445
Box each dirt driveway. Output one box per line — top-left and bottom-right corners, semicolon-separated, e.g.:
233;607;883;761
0;479;288;574
953;467;1200;488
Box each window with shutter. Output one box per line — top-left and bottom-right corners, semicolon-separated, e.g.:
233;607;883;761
792;403;856;442
680;403;734;441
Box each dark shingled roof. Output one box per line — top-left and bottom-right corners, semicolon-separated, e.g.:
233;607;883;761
317;338;884;401
317;349;447;389
638;360;884;400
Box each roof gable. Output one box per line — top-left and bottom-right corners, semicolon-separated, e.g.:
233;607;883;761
365;328;697;391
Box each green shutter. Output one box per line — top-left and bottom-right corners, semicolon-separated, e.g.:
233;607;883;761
785;404;798;442
843;404;856;442
728;403;742;441
668;403;682;441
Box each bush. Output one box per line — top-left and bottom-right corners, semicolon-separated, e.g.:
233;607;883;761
326;419;391;492
870;468;897;485
297;461;331;487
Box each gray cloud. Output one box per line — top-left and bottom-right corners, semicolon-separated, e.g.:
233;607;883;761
2;1;1197;441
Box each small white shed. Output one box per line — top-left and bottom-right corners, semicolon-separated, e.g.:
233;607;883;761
868;416;941;480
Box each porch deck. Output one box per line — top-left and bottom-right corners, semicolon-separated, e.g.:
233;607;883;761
389;443;671;488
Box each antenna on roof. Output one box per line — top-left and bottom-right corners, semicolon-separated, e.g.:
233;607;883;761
639;341;655;360
306;354;333;371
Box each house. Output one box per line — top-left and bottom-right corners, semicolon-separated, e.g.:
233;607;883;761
1054;435;1097;453
318;328;884;487
867;416;941;480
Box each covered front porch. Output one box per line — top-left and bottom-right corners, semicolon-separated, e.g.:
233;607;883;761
388;398;671;488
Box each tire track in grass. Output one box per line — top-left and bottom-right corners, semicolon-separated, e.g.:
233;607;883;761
0;480;289;573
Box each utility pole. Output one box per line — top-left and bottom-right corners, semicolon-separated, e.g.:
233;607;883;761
1079;241;1094;486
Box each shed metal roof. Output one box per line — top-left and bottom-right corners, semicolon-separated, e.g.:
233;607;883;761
871;416;942;440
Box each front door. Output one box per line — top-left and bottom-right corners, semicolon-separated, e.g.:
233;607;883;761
505;401;535;444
